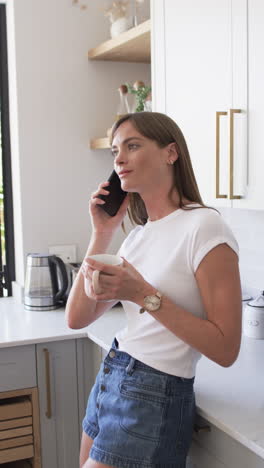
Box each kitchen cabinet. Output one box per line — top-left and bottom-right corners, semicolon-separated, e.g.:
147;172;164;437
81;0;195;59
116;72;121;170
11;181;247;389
152;0;264;210
186;415;264;468
36;340;80;468
76;338;105;435
240;0;264;210
88;19;151;149
36;338;104;468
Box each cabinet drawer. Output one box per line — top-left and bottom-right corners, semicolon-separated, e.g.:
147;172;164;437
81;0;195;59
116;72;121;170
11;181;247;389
193;415;264;468
0;345;36;392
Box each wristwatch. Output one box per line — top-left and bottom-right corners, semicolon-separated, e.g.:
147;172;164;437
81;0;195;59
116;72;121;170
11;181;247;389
139;291;162;314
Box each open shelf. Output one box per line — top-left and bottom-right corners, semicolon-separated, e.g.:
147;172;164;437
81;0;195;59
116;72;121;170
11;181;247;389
88;19;150;63
88;19;151;149
90;137;110;150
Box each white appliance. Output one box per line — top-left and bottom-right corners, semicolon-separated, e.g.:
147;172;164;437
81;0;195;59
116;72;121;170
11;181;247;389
243;291;264;339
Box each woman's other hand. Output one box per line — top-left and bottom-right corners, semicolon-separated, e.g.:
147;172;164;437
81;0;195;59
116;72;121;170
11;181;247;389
82;257;150;303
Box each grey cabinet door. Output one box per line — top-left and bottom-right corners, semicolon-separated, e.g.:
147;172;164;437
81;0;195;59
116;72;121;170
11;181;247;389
77;338;105;434
36;340;80;468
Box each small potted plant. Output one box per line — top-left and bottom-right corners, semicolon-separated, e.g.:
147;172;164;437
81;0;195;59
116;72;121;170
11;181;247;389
126;80;152;112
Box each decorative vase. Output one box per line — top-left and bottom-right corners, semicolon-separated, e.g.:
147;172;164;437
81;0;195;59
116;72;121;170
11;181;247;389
116;84;130;120
110;16;129;38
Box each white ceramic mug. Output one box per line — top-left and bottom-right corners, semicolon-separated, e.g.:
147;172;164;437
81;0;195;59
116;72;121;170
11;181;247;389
84;254;123;299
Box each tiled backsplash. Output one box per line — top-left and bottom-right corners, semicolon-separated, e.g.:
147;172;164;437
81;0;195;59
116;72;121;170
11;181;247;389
219;207;264;298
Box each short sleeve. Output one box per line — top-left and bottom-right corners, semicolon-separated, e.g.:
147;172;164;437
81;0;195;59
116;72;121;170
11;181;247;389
191;210;239;273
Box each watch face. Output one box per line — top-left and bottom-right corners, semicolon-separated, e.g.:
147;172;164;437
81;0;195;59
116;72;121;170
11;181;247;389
144;295;161;311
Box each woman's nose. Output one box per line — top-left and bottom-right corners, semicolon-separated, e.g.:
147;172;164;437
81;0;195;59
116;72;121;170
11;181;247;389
114;148;126;165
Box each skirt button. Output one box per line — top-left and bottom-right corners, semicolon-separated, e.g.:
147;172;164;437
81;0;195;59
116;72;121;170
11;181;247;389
109;350;116;358
101;384;106;391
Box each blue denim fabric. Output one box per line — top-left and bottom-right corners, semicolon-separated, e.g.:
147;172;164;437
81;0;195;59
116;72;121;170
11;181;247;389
83;339;195;468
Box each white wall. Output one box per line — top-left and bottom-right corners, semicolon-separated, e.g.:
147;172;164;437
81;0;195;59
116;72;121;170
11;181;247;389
219;207;264;297
6;0;150;291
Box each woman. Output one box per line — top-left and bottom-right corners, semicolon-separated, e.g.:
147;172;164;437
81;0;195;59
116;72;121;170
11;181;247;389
66;112;242;468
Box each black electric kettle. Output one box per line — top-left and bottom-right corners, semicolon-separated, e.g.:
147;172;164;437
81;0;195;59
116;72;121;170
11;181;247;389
24;253;68;311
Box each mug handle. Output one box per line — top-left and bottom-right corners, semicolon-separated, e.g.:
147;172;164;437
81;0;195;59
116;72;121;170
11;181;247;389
92;270;102;295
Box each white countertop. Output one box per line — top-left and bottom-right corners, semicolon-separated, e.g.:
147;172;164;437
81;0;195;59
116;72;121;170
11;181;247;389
0;297;263;460
0;297;126;350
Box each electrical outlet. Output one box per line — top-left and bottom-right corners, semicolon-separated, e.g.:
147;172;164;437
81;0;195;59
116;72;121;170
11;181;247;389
48;244;77;263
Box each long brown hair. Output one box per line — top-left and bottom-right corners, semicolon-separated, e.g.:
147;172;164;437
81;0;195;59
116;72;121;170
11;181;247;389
111;112;211;226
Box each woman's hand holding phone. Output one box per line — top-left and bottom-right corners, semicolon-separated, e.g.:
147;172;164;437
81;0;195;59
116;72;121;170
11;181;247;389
89;181;129;235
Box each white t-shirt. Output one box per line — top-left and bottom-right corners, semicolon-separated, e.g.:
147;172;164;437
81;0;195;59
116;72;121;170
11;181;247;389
116;205;239;378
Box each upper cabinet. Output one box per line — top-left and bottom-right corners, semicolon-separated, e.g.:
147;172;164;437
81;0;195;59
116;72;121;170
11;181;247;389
88;20;151;149
152;0;263;210
243;0;264;210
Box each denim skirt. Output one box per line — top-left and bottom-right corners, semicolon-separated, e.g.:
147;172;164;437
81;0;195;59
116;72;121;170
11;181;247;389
82;339;195;468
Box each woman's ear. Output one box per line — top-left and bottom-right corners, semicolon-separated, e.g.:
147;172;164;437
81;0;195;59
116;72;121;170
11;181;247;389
167;142;179;164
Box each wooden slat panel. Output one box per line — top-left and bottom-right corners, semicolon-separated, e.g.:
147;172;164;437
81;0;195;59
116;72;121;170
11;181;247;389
0;398;32;420
0;416;32;431
0;387;41;467
0;425;32;440
0;434;33;449
0;444;34;463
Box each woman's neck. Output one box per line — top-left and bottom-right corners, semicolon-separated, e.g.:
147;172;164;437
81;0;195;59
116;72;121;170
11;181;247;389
141;188;191;222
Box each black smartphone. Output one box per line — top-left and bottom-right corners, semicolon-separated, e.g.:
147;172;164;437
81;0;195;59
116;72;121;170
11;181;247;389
98;170;127;217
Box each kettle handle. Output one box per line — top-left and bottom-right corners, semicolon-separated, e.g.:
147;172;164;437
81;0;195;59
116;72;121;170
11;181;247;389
50;256;68;302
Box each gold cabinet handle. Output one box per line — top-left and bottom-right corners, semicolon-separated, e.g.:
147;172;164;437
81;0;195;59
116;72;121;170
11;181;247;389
229;109;242;199
216;111;228;198
43;348;52;419
194;423;211;434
